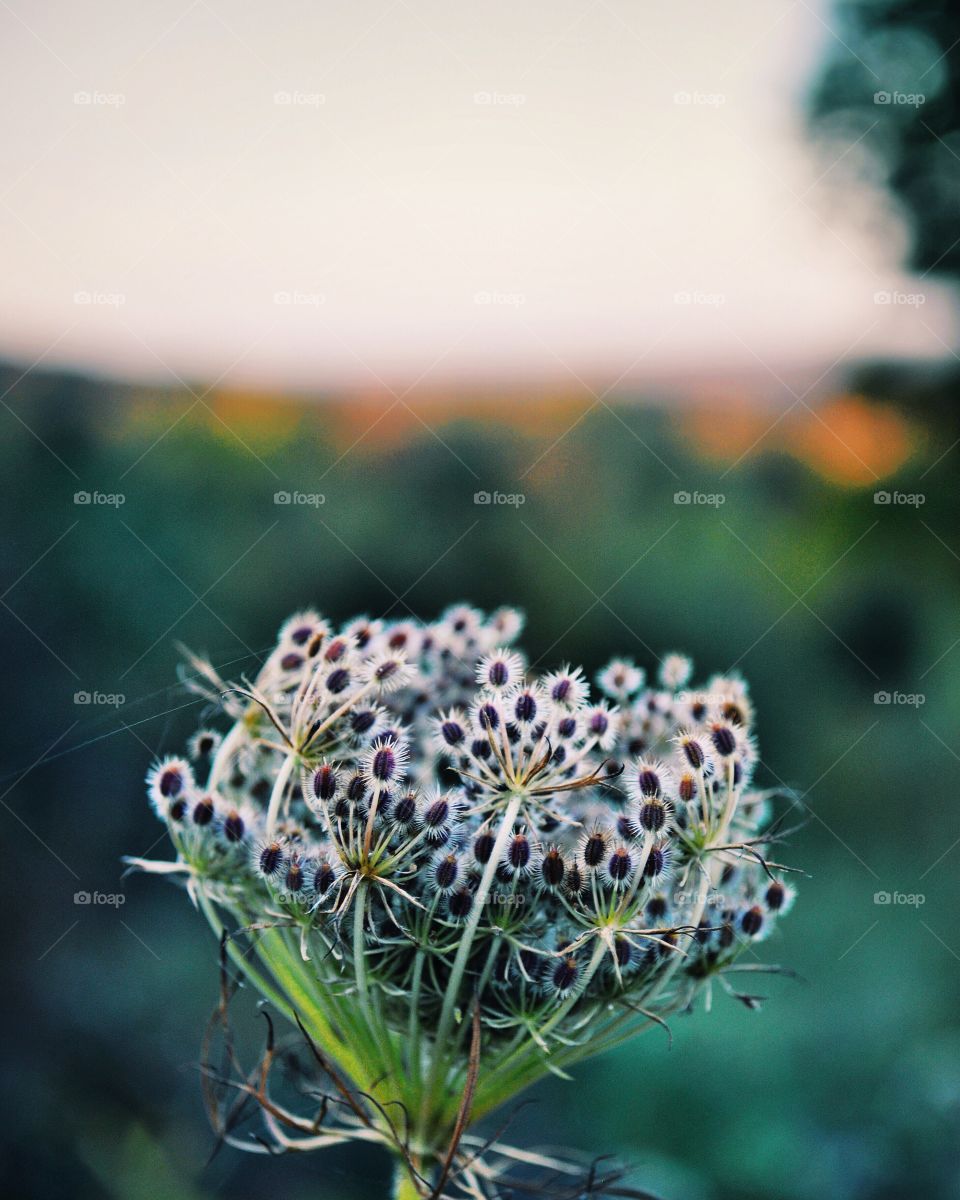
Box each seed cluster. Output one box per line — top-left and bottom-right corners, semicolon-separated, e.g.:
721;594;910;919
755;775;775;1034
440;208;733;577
140;605;794;1154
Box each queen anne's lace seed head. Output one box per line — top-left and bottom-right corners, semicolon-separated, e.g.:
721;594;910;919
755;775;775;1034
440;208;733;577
133;604;797;1178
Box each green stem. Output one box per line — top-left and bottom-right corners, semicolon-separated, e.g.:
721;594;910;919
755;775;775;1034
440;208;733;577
393;1160;425;1200
422;793;523;1125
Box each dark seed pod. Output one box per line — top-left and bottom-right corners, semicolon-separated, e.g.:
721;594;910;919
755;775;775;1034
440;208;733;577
280;653;303;671
371;747;396;781
434;854;459;891
607;846;632;882
553;955;579;993
423;797;449;830
590;711;609;737
710;724;737;757
681;738;706;769
223;810;245;843
644;846;667;878
584;831;606;868
259;842;284;875
159;767;185;797
441;720;465;747
192;797;215;826
638;798;667;834
488;660;508;686
313;764;338;801
314;861;336;894
637;767;661;796
285;860;305;893
351;709;377;735
540;847;566;888
646;894;667;919
393;792;417;825
448;887;473;918
765;882;786;911
473;831;495;864
476;703;499;730
507;834;531;871
324;638;348;662
168;798;187;822
326;668;350;694
741;906;764;936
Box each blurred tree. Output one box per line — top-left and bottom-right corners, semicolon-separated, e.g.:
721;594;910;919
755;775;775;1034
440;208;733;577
809;1;960;282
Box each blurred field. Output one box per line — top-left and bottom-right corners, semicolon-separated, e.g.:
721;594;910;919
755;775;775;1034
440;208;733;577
2;362;959;1199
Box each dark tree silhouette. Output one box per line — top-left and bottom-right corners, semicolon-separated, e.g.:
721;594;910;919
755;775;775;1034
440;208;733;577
809;1;960;284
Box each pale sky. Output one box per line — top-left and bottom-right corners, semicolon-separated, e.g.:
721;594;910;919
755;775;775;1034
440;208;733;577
0;0;954;392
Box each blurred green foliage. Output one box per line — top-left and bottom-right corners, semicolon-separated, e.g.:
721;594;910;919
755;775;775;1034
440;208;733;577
1;364;958;1199
809;1;960;283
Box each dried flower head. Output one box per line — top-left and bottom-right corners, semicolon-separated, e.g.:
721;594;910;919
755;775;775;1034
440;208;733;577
130;605;797;1198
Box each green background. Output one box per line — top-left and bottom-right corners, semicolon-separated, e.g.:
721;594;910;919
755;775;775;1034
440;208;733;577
2;364;958;1199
